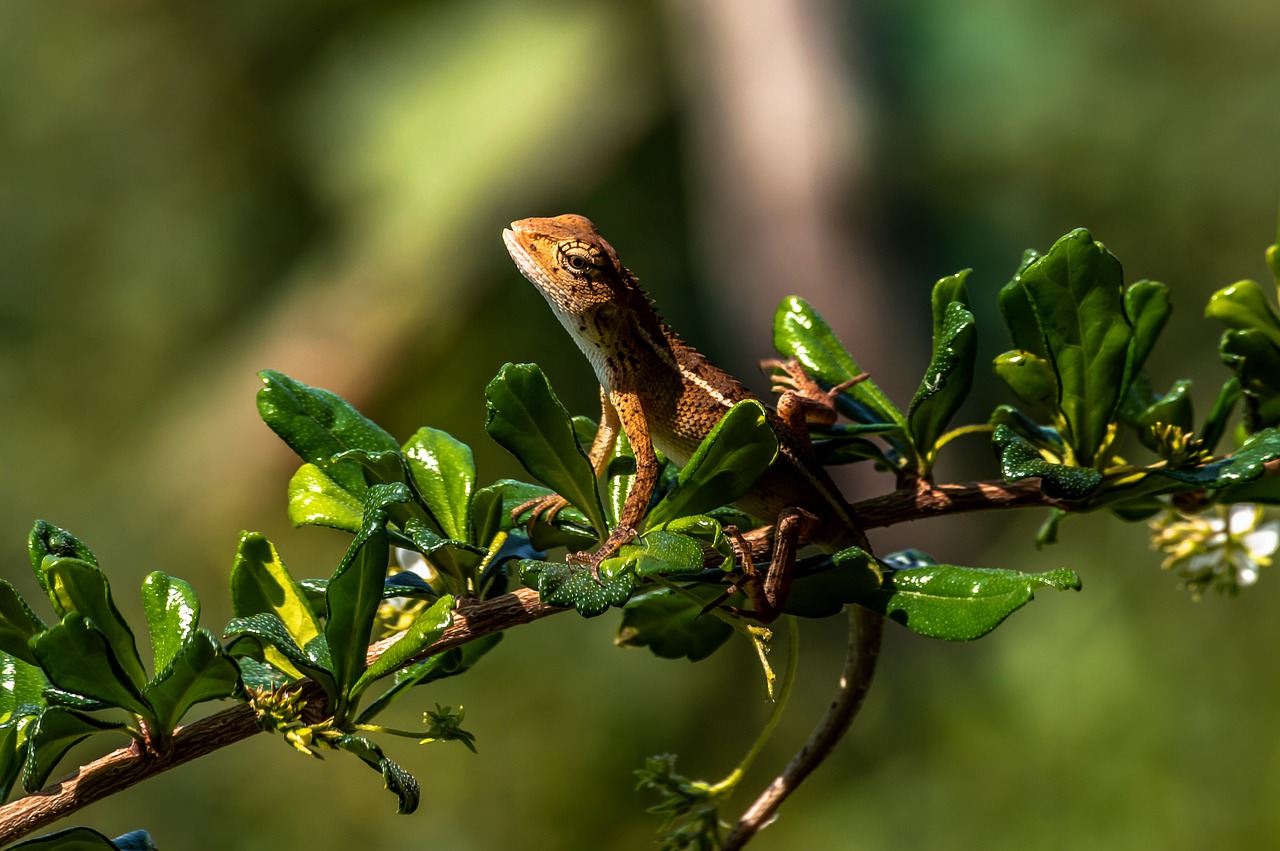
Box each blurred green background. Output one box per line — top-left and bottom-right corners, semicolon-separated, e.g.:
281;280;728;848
3;0;1279;848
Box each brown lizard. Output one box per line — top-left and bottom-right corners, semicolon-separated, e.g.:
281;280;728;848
501;212;878;622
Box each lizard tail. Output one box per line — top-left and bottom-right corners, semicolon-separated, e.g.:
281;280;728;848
722;604;885;850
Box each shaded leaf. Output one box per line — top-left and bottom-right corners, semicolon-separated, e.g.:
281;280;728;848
0;718;26;802
22;708;129;792
992;425;1102;500
32;614;151;719
1202;378;1241;454
142;629;240;741
1219;329;1280;430
224;612;336;699
27;521;97;591
0;581;45;666
484;363;607;536
257;370;399;495
867;563;1082;641
333;734;420;814
8;826;156;851
356;634;502;725
141;572;199;674
616;588;732;661
1137;380;1194;451
229;532;322;650
1122;279;1172;390
644;401;778;530
42;559;147;691
1205;279;1280;348
783;547;882;618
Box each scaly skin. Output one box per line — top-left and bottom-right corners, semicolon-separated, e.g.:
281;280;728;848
502;212;874;617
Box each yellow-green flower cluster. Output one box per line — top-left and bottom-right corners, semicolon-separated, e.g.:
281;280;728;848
1149;504;1279;599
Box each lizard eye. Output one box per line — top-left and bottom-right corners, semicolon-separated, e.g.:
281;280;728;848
558;243;597;275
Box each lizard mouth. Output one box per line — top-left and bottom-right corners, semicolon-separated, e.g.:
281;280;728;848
503;226;558;296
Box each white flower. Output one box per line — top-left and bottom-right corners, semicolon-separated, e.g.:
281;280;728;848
1149;503;1279;598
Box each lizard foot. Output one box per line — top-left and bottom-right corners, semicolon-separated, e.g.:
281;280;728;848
511;492;570;534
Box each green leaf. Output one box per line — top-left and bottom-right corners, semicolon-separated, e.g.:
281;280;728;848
605;427;637;529
998;263;1048;358
1202;378;1241;454
1219;329;1280;430
229;532;322;651
867;564;1082;641
989;405;1065;453
1137;380;1194;450
993;350;1057;407
142;629;239;741
22;708;129;793
140;572;199;674
403;427;477;542
1013;228;1134;466
616;588;732;661
1206;279;1280;348
27;521;97;590
257;370;399;495
992;425;1102;500
782;547;883;618
644;401;778;530
519;560;637;617
931;269;972;334
909;299;977;461
0;581;45;666
1122;280;1172;390
608;531;707;579
31;614;152;718
1153;428;1280;487
485;479;597;551
772;296;907;430
287;463;365;532
485;364;608;536
351;595;455;697
40;560;147;692
224;612;336;697
355;634;502;725
8;827;155;850
325;484;406;715
0;718;26;802
333;734;421;814
0;651;49;720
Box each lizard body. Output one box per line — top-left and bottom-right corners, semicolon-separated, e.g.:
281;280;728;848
503;213;873;616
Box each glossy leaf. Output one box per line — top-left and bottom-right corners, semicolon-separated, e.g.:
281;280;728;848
224;613;336;698
469;483;507;548
616;588;732;661
142;629;239;741
608;531;706;579
141;572;199;674
40;559;147;691
519;560;637;617
403;427;477;542
605;427;637;529
989;405;1065;453
27;521;97;591
644;400;778;529
1137;380;1194;450
257;370;399;495
351;595;455;697
1153;428;1280;487
484;363;608;536
930;269;972;335
287;463;365;532
992;425;1102;500
0;718;26;802
1201;378;1241;454
333;734;421;814
229;532;322;651
1205;279;1280;348
908;299;977;460
485;479;596;551
0;581;45;666
32;614;152;719
325;484;405;714
998;261;1048;358
1012;228;1133;465
993;350;1057;407
0;651;47;721
356;634;502;725
7;827;156;851
868;563;1082;641
773;296;907;430
22;708;128;792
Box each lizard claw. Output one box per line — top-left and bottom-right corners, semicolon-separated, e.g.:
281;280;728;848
511;493;570;534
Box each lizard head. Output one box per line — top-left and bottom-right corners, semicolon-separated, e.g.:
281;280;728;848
502;214;629;314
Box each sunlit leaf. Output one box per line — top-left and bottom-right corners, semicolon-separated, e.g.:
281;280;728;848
224;613;336;699
229;533;322;651
287;463;365;532
27;521;97;591
403;427;476;543
140;572;199;674
356;634;502;725
142;629;239;742
41;559;147;691
0;581;45;666
351;595;455;697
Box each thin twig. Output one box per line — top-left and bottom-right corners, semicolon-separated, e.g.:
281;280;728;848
723;606;884;850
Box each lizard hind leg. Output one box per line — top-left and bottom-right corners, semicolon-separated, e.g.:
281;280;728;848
715;507;820;624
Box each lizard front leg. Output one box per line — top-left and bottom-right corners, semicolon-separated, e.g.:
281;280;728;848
512;387;620;528
762;357;867;443
568;388;659;579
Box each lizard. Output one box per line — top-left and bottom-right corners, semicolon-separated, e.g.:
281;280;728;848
501;212;879;623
